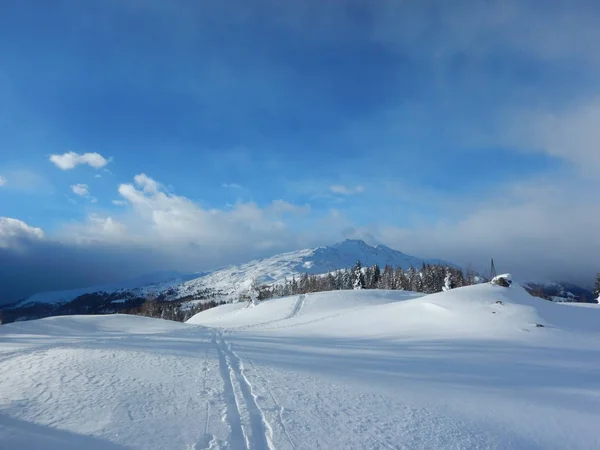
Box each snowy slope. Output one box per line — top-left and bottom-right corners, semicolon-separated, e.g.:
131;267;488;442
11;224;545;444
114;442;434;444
15;239;453;307
2;283;600;449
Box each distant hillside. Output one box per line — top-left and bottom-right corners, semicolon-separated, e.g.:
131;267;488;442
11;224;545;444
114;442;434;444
14;239;454;308
523;281;596;303
1;240;456;323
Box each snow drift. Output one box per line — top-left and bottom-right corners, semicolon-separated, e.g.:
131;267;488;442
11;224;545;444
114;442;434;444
2;283;600;449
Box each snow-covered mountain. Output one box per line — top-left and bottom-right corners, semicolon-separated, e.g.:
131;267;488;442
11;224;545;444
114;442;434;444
14;239;454;308
522;280;596;303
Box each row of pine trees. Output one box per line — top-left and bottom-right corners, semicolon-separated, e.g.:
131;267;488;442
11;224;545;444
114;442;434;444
255;262;476;300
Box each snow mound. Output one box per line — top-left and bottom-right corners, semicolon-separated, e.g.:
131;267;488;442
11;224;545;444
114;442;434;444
187;289;422;329
188;282;596;338
2;314;187;337
3;285;600;449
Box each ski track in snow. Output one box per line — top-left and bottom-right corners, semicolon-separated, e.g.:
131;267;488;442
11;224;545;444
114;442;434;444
214;330;273;450
286;295;305;320
248;360;296;450
232;294;307;332
3;286;600;449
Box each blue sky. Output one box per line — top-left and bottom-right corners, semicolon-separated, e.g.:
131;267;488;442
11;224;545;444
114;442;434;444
1;0;600;301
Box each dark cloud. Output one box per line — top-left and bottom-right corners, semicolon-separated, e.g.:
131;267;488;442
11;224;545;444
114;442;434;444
0;233;333;306
0;239;164;305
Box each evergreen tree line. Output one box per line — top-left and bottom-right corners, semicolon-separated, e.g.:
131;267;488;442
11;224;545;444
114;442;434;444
126;298;225;322
255;261;475;300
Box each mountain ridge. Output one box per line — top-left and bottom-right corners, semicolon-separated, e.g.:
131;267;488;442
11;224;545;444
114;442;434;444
14;239;453;307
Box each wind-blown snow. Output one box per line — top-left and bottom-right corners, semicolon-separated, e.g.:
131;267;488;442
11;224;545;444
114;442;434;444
2;283;600;449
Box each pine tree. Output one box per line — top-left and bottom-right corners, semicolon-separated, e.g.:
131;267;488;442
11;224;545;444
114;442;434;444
342;269;352;290
453;268;465;288
465;264;476;285
326;273;336;291
406;266;417;291
353;260;365;290
364;266;374;289
381;265;394;289
422;264;436;293
371;264;381;289
397;268;409;291
413;272;424;292
335;270;344;290
594;273;600;303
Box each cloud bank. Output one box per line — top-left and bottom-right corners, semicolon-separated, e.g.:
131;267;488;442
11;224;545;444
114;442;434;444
0;174;333;304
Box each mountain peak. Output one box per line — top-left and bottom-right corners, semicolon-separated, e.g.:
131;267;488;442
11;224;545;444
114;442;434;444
332;239;371;248
16;240;456;308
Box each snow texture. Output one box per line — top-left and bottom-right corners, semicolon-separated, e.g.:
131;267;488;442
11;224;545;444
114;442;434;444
2;283;600;449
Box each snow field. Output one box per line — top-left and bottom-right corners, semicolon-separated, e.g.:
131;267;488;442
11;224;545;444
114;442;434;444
1;284;600;449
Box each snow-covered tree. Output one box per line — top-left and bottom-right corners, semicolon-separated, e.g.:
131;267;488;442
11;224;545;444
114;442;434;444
442;270;455;292
594;273;600;303
406;266;418;291
353;260;365;290
379;265;393;289
241;278;261;306
421;264;436;294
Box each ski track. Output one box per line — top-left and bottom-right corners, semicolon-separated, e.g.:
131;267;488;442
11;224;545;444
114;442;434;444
214;332;246;449
4;286;600;450
234;294;306;332
214;330;273;450
196;347;218;450
249;360;296;450
286;294;305;320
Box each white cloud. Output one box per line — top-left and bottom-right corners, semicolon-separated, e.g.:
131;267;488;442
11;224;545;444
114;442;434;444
329;184;365;195
49;152;109;170
133;173;160;193
70;183;97;203
0;217;44;248
94;174;102;179
376;177;600;285
60;174;317;251
0;175;6;186
507;98;600;174
71;184;89;197
269;199;311;215
89;214;127;235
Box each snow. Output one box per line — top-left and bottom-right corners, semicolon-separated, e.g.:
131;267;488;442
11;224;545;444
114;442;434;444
2;284;600;449
17;239;454;307
491;273;512;285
